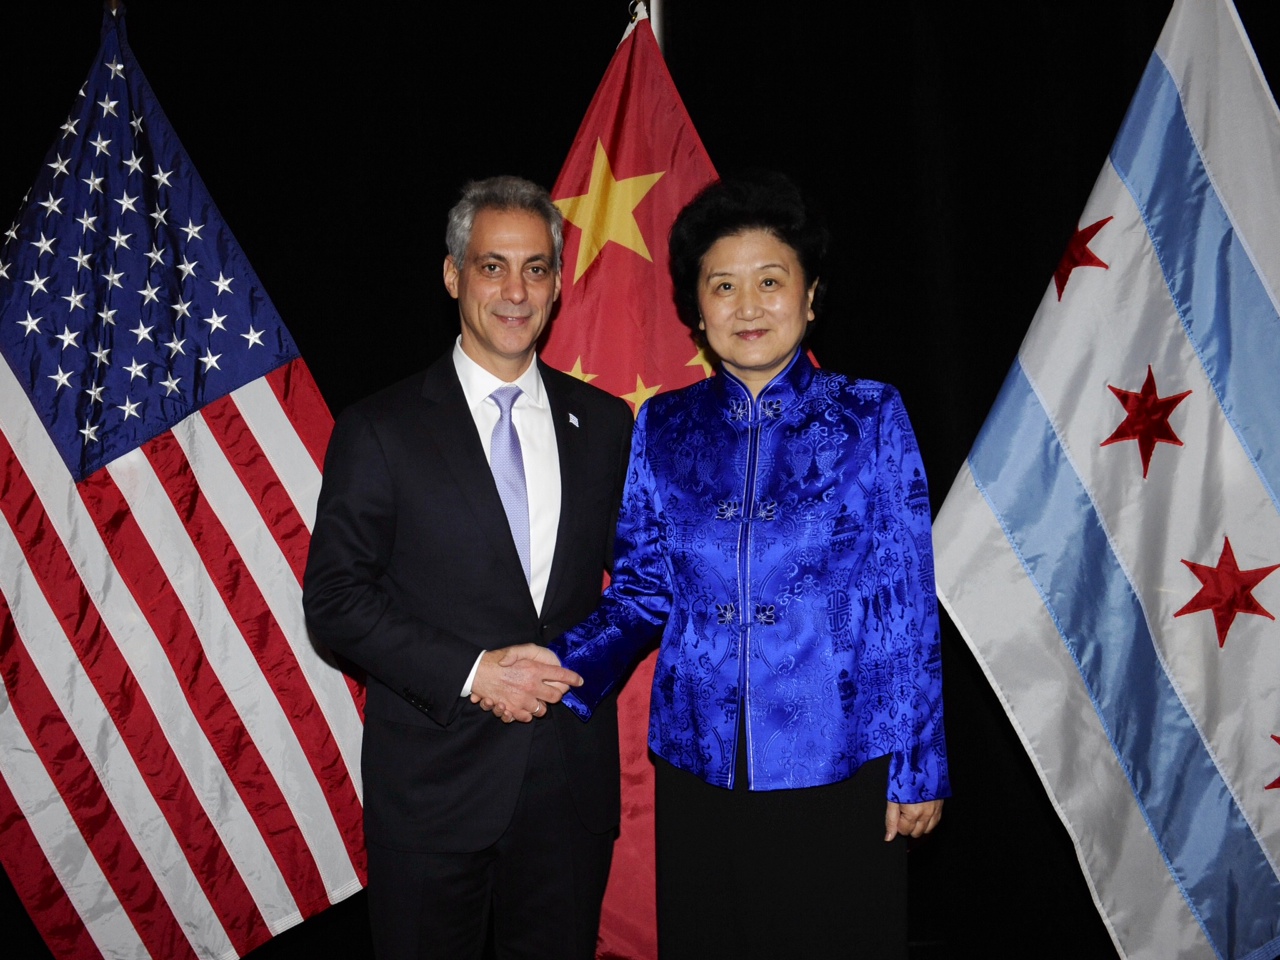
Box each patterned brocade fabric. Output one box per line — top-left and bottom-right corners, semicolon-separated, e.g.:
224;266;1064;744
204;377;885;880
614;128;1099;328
553;351;950;801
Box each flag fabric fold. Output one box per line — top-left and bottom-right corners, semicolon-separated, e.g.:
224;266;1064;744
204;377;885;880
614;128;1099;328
934;1;1280;957
541;4;716;956
0;10;365;959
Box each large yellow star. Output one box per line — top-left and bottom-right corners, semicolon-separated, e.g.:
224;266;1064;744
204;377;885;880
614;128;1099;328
555;140;664;283
686;347;715;379
565;356;598;383
621;375;662;417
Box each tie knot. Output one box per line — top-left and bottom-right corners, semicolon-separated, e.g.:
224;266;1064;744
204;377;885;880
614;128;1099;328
491;384;522;417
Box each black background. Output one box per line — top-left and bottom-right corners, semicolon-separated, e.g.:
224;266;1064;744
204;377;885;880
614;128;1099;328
2;2;1278;957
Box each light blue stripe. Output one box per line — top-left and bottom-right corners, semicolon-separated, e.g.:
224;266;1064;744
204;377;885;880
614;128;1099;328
1111;53;1280;513
970;362;1280;960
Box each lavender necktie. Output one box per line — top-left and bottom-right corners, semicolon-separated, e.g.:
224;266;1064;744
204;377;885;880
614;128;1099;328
489;385;530;584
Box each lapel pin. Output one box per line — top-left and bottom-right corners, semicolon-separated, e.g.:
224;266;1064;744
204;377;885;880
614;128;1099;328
568;413;580;428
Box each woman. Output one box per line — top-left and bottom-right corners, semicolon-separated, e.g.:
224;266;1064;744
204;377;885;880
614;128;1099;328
552;172;949;958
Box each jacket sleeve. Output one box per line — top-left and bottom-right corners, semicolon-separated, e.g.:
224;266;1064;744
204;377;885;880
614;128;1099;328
873;386;951;802
302;407;478;726
551;402;673;719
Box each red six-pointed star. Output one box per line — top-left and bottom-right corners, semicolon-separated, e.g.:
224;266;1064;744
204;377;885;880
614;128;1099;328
1100;366;1192;478
1054;216;1113;300
1174;536;1280;648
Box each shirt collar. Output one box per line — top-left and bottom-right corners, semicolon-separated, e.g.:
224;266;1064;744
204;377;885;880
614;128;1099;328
451;337;548;412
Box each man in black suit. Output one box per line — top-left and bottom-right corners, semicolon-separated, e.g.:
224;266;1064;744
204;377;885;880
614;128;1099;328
302;176;632;959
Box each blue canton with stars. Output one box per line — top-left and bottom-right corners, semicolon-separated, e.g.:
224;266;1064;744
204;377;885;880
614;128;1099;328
0;10;298;482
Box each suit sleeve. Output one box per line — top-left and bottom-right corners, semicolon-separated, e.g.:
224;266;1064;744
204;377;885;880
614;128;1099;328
874;386;951;803
302;407;478;726
551;401;673;719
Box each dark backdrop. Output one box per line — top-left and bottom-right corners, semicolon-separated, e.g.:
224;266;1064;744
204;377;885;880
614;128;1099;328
2;3;1278;957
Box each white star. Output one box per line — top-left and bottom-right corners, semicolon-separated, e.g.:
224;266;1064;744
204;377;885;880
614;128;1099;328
116;396;140;420
77;211;98;233
114;191;138;215
31;233;56;256
172;297;192;320
55;325;81;349
48;366;74;390
23;271;49;294
130;112;144;135
80;422;100;444
97;96;119;117
38;193;64;216
138;281;161;304
123;151;144;175
130;320;154;342
69;247;92;271
62;289;87;312
177;256;198;279
152;167;174;189
180;219;204;242
82;172;104;194
3;223;16;242
211;271;234;295
101;266;124;290
97;305;117;325
91;345;110;365
163;335;186;357
47;154;70;177
200;350;222;371
160;373;181;396
202;309;227;332
149;207;168;227
18;312;41;336
145;244;166;267
60;117;79;138
84;383;104;403
77;82;86;98
125;358;148;381
241;326;265;348
90;135;111;156
109;228;132;250
107;59;125;79
0;260;8;280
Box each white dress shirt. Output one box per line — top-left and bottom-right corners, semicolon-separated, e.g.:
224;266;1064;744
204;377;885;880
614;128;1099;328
452;339;561;695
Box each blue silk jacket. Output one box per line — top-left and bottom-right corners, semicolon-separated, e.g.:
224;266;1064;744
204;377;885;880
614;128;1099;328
552;351;950;801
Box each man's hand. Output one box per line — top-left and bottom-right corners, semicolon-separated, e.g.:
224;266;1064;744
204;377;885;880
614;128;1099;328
469;644;581;723
884;799;943;841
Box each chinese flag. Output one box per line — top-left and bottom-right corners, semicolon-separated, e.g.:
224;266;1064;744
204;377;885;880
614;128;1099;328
542;6;717;958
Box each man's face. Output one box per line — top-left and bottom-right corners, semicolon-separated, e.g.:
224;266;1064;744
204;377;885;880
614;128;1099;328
444;208;561;381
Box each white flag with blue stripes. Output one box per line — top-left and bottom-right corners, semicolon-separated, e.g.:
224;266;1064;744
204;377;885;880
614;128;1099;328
934;2;1280;958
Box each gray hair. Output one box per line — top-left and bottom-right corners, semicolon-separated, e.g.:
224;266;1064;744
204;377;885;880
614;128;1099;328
445;176;564;272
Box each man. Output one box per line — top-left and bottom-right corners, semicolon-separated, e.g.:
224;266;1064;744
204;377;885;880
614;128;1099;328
303;176;632;959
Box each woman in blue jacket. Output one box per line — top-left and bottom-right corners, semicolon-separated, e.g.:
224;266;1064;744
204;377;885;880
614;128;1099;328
551;172;949;959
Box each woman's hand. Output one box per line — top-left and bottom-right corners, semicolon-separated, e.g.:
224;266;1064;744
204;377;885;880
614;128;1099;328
884;799;943;841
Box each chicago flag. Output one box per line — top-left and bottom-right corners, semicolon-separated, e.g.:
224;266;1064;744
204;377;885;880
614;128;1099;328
934;1;1280;957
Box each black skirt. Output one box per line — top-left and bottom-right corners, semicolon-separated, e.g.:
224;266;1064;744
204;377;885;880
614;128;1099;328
654;749;907;960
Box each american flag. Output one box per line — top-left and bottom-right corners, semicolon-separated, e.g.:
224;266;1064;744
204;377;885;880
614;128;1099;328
933;1;1280;957
0;9;365;959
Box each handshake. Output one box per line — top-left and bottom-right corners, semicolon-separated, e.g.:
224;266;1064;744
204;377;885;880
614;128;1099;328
469;644;582;723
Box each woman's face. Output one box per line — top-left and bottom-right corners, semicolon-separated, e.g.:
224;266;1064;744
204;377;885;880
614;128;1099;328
697;229;817;396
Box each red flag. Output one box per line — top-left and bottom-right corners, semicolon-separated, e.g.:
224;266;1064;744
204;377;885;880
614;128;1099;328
543;6;716;957
0;11;365;958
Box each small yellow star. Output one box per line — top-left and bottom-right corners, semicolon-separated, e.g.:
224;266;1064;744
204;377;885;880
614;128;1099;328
686;347;715;379
564;356;599;383
555;140;665;283
621;375;662;417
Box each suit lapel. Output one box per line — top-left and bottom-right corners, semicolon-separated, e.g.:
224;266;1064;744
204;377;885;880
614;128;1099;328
542;363;590;619
419;357;534;602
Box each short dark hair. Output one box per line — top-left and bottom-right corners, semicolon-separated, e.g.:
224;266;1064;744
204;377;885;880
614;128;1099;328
668;172;828;332
446;176;564;271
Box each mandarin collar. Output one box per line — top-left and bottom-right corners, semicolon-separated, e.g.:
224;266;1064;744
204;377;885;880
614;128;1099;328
713;348;815;407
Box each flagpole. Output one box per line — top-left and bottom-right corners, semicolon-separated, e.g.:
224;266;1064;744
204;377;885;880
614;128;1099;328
642;0;664;53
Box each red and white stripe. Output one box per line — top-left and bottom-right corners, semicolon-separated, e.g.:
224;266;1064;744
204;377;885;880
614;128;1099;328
0;355;365;959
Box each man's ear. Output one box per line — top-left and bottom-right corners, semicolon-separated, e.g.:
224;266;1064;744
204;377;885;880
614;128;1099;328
443;256;460;299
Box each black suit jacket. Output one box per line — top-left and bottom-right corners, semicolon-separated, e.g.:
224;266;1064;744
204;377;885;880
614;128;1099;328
303;354;632;852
